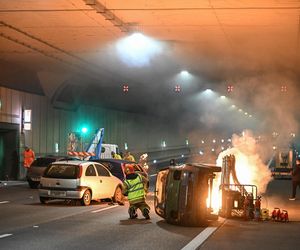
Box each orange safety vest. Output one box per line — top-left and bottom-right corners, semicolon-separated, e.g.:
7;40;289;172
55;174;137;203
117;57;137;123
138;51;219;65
23;149;35;168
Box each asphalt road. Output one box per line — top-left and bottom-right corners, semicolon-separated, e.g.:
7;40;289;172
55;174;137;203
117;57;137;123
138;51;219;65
0;179;210;250
0;178;299;250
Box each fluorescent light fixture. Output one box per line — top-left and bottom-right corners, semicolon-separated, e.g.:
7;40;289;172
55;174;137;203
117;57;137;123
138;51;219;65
55;143;59;153
24;123;31;130
24;109;32;123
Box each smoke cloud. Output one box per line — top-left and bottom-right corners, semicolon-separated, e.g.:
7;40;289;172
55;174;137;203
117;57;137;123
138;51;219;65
217;130;272;194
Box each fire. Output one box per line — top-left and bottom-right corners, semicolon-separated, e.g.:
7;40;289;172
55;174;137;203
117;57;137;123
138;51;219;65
208;130;272;212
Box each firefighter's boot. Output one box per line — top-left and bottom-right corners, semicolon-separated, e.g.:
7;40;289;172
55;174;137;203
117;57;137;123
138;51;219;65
129;207;137;219
142;208;150;220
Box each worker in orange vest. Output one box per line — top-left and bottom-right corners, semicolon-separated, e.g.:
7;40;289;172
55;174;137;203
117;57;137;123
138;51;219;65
23;146;35;168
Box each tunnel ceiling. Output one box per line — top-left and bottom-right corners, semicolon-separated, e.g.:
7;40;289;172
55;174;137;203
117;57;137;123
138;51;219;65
1;0;300;134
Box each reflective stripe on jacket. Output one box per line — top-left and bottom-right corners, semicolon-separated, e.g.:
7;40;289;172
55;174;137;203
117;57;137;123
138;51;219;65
124;174;145;203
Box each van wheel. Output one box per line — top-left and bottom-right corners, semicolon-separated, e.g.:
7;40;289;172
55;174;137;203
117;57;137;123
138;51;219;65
81;190;91;206
113;186;124;205
40;197;48;204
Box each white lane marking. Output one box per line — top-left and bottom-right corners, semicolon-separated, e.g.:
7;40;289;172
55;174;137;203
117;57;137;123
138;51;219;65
150;174;157;177
181;227;217;250
0;234;12;239
91;205;119;213
0;201;9;204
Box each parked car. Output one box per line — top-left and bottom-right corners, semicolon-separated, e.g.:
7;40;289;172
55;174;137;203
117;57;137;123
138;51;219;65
26;156;78;189
38;160;124;206
91;159;148;182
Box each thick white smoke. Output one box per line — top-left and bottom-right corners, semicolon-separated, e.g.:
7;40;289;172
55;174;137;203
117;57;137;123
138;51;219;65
217;130;272;194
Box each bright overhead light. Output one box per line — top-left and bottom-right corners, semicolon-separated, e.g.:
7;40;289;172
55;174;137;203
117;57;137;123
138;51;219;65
180;70;189;77
220;95;226;99
116;32;163;67
231;105;236;108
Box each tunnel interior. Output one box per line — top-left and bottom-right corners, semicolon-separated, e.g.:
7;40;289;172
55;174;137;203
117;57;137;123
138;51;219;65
0;123;19;180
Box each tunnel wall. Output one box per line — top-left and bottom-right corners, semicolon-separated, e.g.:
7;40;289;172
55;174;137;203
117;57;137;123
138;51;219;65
0;86;188;179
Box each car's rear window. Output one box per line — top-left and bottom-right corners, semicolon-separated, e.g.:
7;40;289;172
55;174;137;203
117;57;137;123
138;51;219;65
101;161;124;180
31;158;57;167
44;164;78;179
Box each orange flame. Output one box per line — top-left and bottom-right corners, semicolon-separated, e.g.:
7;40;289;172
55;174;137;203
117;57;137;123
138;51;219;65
208;130;272;212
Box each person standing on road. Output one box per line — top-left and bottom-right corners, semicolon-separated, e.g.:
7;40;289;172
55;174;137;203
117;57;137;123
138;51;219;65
123;151;135;162
122;164;150;219
23;146;35;169
289;157;300;200
111;151;122;159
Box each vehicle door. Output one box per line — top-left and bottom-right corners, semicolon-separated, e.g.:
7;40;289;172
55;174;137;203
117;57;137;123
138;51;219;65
154;169;169;218
94;163;114;198
83;164;101;199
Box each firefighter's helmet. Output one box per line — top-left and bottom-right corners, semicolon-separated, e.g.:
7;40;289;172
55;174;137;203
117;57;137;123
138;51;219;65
124;164;135;175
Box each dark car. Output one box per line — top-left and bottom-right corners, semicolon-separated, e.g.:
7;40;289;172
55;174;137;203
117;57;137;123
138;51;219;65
91;159;149;183
26;156;79;188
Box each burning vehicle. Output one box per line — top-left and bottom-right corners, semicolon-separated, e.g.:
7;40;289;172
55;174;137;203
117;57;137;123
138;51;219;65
154;163;221;226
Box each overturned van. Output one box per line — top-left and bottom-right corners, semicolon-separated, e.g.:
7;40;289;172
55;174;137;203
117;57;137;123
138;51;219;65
154;163;221;226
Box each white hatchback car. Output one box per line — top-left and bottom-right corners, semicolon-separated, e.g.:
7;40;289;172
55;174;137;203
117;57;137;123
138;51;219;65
39;160;124;206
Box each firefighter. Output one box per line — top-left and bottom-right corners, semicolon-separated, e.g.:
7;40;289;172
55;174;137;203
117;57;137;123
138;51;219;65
123;151;135;162
289;157;300;200
111;151;122;160
23;146;35;169
122;164;150;219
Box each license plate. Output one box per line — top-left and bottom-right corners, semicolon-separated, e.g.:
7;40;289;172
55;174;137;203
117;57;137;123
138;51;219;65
51;191;66;197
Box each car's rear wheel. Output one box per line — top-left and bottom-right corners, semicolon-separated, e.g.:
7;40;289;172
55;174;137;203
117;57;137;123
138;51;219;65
28;180;39;189
39;196;49;204
113;186;124;205
81;190;91;206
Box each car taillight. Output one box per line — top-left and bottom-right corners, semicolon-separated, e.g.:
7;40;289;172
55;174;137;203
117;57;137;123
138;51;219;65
77;165;82;178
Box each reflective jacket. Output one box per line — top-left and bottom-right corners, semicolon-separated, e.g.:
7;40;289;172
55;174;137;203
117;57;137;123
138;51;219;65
113;154;122;160
123;174;145;204
23;149;35;168
123;154;135;162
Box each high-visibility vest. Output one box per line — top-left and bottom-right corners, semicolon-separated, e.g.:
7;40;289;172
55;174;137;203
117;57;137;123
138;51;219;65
123;155;135;162
113;154;122;160
23;149;35;168
124;174;145;202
